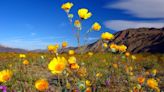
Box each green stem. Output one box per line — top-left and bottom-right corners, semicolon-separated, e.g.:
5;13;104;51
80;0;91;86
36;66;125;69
77;30;80;48
58;75;61;88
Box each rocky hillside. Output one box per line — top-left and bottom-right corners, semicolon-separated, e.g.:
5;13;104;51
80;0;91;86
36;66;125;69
60;27;164;53
112;28;164;53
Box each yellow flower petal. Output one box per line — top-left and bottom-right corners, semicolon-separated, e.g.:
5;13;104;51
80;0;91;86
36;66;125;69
147;78;158;89
69;50;75;55
61;2;73;12
48;57;67;74
62;41;68;48
0;69;13;83
101;32;114;40
35;79;49;91
68;56;76;64
92;22;101;31
78;8;92;19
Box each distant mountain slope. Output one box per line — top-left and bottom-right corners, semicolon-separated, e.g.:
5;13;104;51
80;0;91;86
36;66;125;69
30;49;47;53
0;45;27;53
60;27;164;53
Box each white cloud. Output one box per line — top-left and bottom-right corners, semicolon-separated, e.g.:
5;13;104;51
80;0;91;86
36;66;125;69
0;36;65;50
104;20;164;31
87;37;99;41
0;39;51;50
105;0;164;18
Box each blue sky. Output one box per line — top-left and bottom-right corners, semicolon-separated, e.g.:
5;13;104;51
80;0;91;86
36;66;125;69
0;0;164;50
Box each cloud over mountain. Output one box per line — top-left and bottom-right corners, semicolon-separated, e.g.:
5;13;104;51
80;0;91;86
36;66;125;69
104;20;164;31
105;0;164;18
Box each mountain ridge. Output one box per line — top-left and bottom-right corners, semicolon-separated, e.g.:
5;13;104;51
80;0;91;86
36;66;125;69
0;45;28;53
0;27;164;53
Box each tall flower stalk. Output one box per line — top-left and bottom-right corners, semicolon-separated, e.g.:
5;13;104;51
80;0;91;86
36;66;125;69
62;4;92;49
83;22;101;52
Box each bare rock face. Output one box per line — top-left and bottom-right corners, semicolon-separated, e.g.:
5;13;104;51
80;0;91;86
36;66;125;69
112;28;164;53
60;27;164;54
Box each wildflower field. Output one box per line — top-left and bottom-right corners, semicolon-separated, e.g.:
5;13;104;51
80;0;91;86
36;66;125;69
0;52;164;92
0;2;164;92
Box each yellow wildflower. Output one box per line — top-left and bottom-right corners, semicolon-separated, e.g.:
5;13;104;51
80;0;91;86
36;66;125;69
68;56;76;64
103;43;108;48
101;32;114;40
69;50;75;55
137;77;145;84
96;72;102;77
125;52;130;57
74;20;81;28
47;44;54;51
62;41;68;48
61;2;73;12
23;60;29;65
0;69;13;83
66;82;71;89
47;44;59;53
147;78;158;89
19;54;26;58
78;8;92;19
110;43;117;49
54;44;59;51
118;45;127;52
92;22;101;31
86;80;91;87
70;63;80;70
48;56;67;74
86;87;92;92
88;52;93;56
110;43;118;52
152;69;157;76
35;79;49;91
131;55;137;60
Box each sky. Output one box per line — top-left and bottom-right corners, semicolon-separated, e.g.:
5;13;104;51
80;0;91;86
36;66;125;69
0;0;164;50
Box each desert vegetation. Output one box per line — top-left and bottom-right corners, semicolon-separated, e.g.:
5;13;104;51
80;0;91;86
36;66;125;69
0;2;163;92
